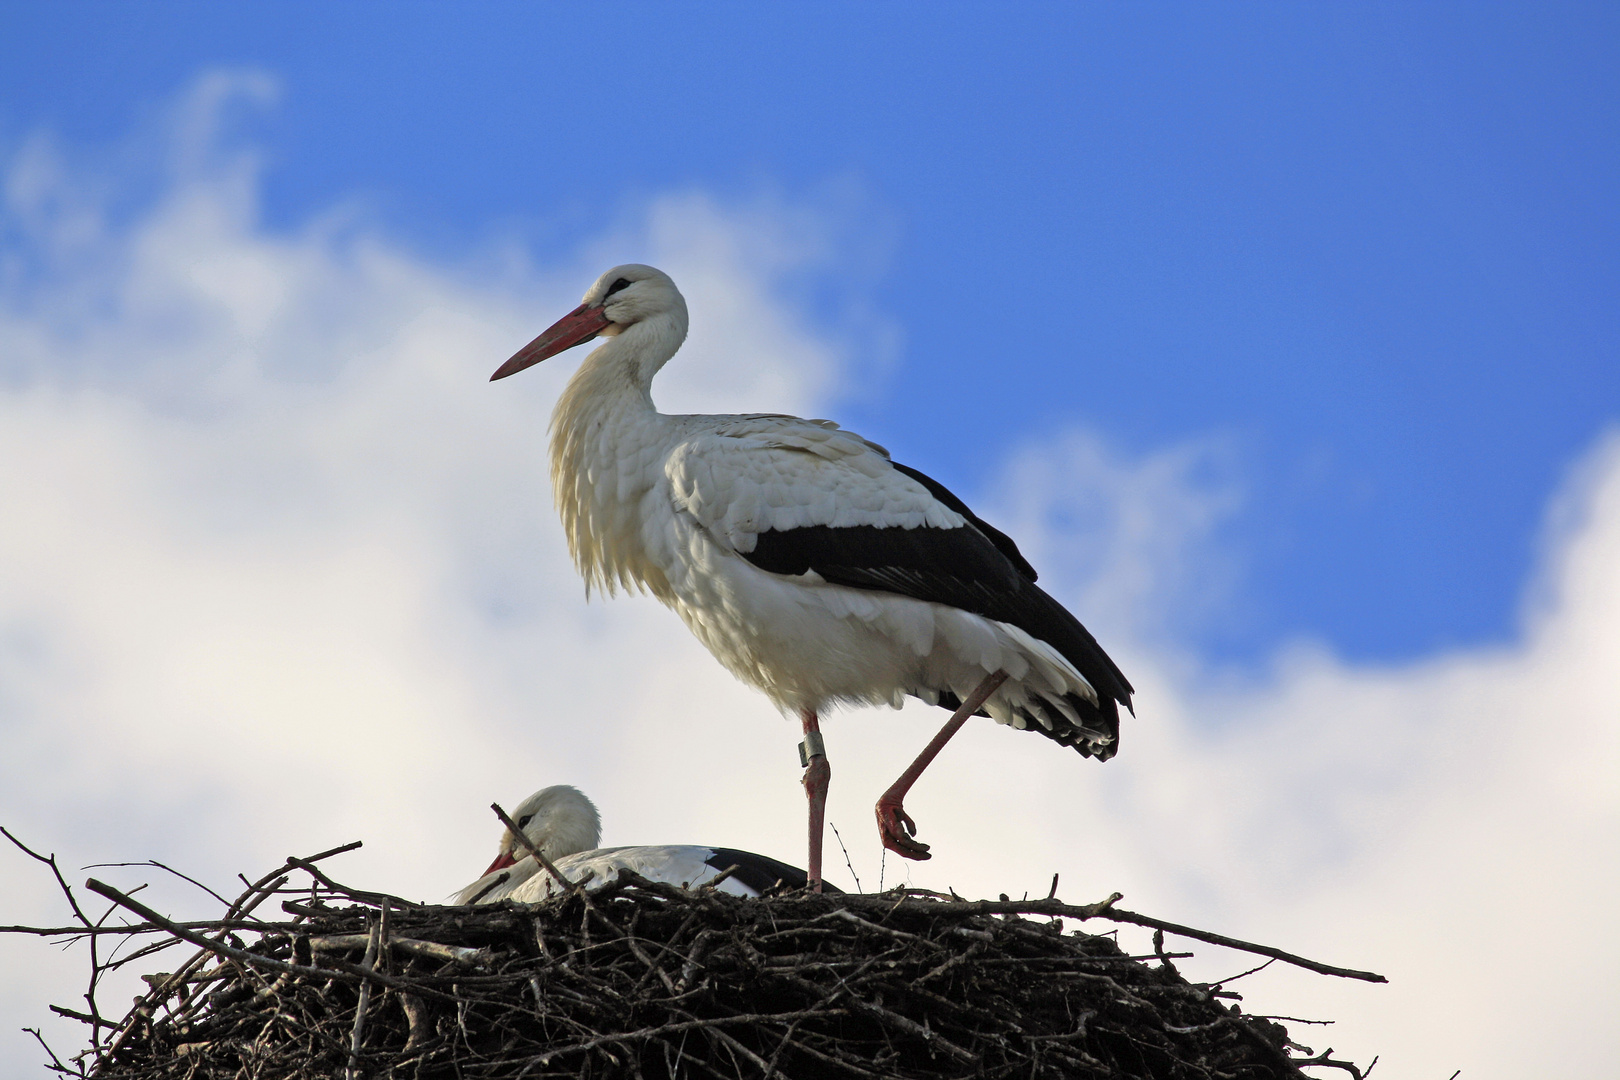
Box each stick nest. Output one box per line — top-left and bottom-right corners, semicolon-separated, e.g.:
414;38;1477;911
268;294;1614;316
77;870;1344;1079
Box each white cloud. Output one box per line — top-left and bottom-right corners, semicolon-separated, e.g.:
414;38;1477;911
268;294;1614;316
991;429;1246;649
2;73;1614;1079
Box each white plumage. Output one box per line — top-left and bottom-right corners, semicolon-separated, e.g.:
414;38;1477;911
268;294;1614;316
492;265;1133;885
452;786;819;904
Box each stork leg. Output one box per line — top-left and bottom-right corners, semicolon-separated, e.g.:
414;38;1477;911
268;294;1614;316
799;708;830;893
876;670;1010;861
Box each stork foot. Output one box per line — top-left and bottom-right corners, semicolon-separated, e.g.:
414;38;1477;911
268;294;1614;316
876;797;932;861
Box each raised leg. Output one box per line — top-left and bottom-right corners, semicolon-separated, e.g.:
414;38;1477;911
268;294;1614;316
876;670;1009;860
799;708;830;892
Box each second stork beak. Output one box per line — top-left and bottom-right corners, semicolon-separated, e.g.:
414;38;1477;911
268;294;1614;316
483;850;520;875
490;303;613;381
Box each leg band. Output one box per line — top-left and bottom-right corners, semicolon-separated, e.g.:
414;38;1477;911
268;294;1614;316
798;730;826;767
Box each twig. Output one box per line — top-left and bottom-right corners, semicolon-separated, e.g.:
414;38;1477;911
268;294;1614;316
1260;1015;1334;1025
282;855;417;910
49;1005;99;1025
1210;956;1277;987
288;839;366;866
830;893;1386;983
1103;906;1387;983
829;822;862;892
492;801;578;891
2;828;96;928
701;863;742;893
1289;1045;1368;1078
84;861;233;909
23;1027;75;1077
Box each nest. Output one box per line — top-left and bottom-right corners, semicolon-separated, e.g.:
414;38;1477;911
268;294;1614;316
7;837;1379;1080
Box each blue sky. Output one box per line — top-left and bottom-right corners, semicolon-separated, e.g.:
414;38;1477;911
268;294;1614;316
6;2;1616;665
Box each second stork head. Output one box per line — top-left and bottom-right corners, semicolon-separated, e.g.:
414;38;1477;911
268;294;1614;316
481;784;603;875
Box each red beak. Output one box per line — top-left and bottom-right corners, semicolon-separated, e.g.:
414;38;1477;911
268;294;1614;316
490;303;613;381
483;851;519;875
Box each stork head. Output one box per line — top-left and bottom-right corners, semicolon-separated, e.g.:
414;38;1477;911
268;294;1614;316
490;264;688;381
481;784;602;875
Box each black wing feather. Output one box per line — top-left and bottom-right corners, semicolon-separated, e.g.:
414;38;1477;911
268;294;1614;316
890;462;1039;581
741;461;1134;756
702;848;841;895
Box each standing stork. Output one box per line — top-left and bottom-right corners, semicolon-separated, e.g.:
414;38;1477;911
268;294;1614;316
491;265;1133;889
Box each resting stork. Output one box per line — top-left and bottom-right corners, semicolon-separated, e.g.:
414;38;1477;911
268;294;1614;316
452;785;828;903
491;265;1133;889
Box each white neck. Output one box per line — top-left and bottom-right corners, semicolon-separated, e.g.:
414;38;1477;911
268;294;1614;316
548;313;687;599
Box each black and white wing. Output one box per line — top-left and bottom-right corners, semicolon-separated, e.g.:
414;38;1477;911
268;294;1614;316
668;415;1133;756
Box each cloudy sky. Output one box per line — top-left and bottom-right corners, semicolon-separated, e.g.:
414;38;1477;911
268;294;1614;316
1;5;1615;1077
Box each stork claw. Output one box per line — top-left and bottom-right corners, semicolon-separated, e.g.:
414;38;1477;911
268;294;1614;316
875;799;932;861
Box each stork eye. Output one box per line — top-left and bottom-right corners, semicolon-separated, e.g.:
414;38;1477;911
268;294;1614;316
516;814;534;829
604;277;633;298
